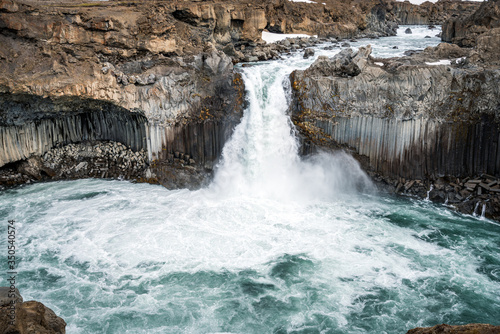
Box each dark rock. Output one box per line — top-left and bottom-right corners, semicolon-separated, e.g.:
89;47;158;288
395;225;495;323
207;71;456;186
403;49;421;56
303;48;315;59
405;28;412;34
424;35;431;38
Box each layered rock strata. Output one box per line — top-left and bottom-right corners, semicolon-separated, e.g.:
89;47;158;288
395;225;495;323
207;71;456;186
290;44;500;219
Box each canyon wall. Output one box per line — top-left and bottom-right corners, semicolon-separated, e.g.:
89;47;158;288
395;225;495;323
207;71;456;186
0;0;249;187
290;43;500;217
0;0;406;188
442;0;500;47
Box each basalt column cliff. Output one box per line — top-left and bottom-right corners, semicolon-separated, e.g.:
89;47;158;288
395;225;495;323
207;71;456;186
0;0;251;189
291;0;500;219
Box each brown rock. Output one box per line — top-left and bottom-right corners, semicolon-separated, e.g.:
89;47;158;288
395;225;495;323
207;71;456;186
0;288;65;334
406;323;500;334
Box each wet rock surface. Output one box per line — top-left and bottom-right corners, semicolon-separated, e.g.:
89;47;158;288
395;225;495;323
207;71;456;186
0;288;66;334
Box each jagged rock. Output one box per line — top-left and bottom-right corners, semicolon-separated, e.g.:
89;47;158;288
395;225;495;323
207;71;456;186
442;0;500;47
307;47;369;78
0;288;66;334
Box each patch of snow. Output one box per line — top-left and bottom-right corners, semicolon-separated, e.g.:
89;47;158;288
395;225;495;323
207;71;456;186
262;31;318;43
425;59;451;66
289;0;316;3
374;62;384;66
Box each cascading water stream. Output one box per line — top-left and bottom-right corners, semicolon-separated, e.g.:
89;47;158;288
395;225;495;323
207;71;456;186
1;26;499;334
211;58;373;201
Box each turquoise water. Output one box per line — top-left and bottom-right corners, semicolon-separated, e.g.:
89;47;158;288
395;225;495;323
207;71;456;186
1;179;499;333
1;26;499;333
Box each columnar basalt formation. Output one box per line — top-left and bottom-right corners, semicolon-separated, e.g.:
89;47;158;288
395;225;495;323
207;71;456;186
0;0;249;188
290;44;500;218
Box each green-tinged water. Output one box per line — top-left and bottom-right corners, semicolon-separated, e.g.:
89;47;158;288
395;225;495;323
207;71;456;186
1;26;499;333
1;179;499;334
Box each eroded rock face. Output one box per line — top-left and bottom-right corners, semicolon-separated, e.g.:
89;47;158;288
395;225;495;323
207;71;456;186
442;0;500;47
290;43;500;219
0;0;247;189
390;0;480;25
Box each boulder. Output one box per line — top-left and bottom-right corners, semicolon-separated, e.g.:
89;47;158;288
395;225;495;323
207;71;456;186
303;48;315;59
0;288;66;334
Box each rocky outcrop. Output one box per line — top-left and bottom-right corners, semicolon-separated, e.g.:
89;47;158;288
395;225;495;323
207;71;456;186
0;0;246;188
390;0;480;26
290;44;500;219
442;0;500;47
264;0;397;39
0;287;66;334
407;323;500;334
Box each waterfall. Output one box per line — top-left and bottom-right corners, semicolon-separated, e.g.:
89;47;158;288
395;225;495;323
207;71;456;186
211;60;374;200
425;184;434;201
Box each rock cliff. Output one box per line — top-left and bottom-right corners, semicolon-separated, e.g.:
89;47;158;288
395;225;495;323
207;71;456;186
442;0;500;47
290;43;500;218
0;0;249;188
390;0;480;25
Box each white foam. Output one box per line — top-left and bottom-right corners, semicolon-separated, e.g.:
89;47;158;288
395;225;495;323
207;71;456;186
425;59;451;66
262;31;317;43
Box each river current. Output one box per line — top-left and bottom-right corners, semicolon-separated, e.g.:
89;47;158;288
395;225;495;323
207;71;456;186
1;26;499;334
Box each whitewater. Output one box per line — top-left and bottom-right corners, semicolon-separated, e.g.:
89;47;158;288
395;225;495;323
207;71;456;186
1;26;499;333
